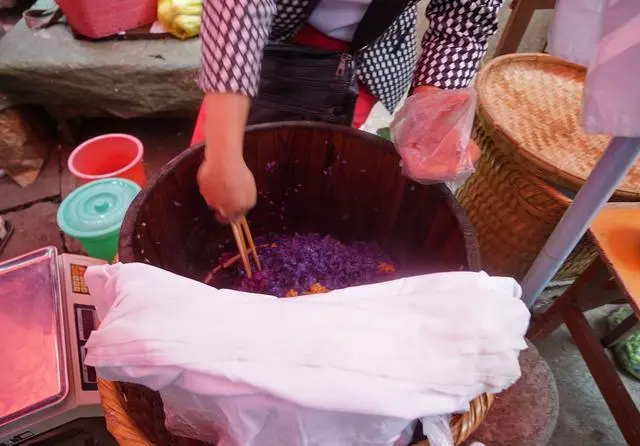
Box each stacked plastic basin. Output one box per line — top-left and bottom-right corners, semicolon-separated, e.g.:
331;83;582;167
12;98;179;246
57;134;145;261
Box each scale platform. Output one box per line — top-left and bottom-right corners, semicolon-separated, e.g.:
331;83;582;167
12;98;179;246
0;247;113;445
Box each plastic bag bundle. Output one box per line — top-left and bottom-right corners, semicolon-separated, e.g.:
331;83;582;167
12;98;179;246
158;0;202;39
391;88;478;185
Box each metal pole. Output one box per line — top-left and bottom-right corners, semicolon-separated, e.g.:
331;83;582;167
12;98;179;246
521;136;640;308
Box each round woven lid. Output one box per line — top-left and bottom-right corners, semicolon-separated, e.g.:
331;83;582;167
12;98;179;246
476;54;640;200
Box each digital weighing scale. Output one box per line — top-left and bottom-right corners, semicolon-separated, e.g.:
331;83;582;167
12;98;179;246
0;247;110;445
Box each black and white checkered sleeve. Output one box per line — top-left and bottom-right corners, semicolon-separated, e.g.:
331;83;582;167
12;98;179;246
413;0;504;89
198;0;276;96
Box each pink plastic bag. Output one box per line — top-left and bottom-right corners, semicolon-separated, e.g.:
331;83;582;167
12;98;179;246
391;88;478;185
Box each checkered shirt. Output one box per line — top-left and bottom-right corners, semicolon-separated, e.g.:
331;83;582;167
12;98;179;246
199;0;503;112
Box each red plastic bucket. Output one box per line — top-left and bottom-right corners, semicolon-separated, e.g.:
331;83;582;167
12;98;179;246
55;0;157;40
68;134;146;187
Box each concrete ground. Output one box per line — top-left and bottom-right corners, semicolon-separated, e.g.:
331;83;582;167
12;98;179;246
2;4;638;446
537;304;640;445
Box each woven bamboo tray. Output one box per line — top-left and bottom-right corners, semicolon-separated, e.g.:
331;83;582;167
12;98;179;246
457;54;638;281
471;53;639;199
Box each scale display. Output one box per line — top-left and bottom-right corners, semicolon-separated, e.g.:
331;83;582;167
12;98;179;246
74;304;98;391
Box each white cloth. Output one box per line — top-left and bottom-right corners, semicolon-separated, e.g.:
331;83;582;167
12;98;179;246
308;0;371;42
84;263;529;446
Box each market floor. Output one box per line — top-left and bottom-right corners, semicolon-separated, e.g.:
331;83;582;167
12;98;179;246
537;304;640;445
1;118;638;445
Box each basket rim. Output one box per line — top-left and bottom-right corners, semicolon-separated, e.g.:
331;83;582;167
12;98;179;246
475;53;638;201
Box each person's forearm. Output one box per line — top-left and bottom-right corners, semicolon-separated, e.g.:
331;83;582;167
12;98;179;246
413;0;504;90
198;0;276;165
203;92;250;165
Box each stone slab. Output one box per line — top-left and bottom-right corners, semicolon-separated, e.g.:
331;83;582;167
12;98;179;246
0;201;63;261
465;341;559;446
0;0;202;117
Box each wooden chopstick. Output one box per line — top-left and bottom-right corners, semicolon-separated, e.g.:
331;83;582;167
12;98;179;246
231;222;252;278
240;217;262;271
229;217;261;279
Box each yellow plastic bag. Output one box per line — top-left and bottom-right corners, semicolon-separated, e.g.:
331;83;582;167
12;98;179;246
158;0;202;39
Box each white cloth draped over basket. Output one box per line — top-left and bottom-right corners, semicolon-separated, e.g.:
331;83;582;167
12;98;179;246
84;263;529;446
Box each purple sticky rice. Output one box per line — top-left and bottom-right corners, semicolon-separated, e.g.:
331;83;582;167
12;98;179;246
266;161;277;173
224;233;397;297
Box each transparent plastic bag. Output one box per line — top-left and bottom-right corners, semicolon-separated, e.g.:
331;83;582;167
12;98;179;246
583;0;640;137
162;394;455;446
547;0;605;66
161;388;419;446
391;88;478;185
420;416;454;446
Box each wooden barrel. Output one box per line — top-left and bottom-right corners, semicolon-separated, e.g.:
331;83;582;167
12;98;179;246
108;122;488;445
119;122;481;277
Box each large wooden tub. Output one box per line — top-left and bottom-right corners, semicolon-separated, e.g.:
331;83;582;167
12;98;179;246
105;122;488;446
119;122;480;277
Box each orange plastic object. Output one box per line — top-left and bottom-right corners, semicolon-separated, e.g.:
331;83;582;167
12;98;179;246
191;101;206;146
68;134;146;188
590;203;640;314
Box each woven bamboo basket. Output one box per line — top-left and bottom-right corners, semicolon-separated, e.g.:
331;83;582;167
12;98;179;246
457;54;640;281
97;123;494;445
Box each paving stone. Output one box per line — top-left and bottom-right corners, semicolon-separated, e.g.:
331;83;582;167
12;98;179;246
0;146;61;212
0;201;63;261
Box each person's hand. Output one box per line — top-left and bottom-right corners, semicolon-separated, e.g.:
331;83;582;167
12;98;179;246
198;92;254;222
197;156;257;223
